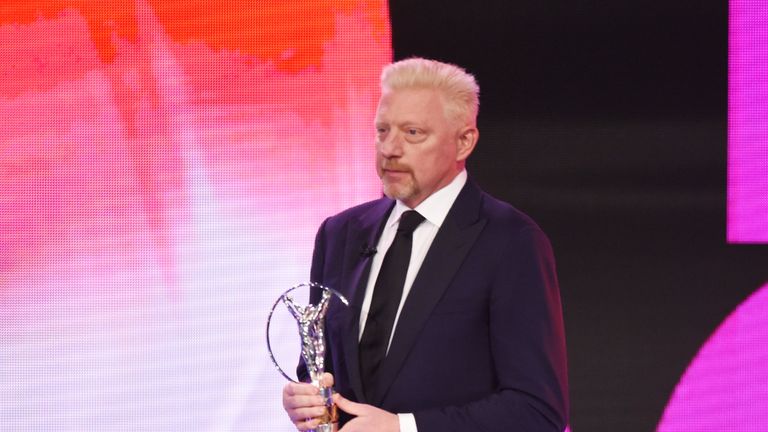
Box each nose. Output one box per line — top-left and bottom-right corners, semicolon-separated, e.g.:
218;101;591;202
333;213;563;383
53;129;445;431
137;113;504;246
378;130;404;158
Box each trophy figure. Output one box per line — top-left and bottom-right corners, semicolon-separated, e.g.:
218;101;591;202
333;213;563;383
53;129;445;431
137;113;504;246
267;283;348;432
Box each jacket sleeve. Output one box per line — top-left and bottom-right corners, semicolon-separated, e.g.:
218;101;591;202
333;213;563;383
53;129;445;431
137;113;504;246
414;227;569;432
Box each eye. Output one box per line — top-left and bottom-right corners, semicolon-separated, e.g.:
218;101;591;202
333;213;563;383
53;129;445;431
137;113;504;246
375;126;389;138
404;127;426;143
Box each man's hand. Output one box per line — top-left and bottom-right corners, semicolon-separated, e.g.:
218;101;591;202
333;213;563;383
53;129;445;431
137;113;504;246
282;373;334;431
334;393;400;432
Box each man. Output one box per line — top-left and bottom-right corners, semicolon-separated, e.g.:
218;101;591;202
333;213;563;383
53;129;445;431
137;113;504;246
282;58;568;432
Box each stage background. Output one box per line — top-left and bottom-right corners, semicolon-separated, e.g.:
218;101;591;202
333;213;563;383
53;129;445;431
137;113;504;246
2;1;767;431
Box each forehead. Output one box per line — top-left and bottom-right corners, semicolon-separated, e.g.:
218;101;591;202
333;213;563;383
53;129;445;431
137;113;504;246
375;87;447;124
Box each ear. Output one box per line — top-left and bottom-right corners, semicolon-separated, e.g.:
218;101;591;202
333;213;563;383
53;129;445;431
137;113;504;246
456;126;479;162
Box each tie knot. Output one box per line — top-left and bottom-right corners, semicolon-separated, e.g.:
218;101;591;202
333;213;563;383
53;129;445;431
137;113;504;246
397;210;425;235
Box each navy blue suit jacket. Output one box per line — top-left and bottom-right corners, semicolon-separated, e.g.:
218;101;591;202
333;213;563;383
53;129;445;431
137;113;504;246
301;180;568;431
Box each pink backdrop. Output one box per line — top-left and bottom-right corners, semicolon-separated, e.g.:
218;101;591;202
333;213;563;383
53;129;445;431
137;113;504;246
0;2;389;430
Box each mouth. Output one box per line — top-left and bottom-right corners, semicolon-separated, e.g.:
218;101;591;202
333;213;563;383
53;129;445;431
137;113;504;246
381;167;409;175
381;168;410;182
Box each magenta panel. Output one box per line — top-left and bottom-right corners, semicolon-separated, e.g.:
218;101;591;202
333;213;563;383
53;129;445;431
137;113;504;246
658;282;768;431
728;0;768;243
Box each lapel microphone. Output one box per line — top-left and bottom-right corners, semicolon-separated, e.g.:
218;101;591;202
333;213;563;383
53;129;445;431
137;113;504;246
360;243;378;258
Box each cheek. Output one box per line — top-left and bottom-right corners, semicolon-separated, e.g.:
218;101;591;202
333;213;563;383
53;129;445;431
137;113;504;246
410;156;436;181
439;146;459;167
427;144;455;167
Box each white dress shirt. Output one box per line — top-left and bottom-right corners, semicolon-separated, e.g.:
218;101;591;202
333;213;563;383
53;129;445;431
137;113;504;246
358;170;467;432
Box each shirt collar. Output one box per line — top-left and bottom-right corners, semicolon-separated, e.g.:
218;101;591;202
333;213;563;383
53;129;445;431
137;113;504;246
389;169;467;229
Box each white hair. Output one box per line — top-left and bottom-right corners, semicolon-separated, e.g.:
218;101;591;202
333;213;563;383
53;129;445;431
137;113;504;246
380;57;480;126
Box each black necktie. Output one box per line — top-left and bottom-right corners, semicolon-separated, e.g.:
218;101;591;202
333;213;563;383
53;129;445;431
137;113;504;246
359;210;425;400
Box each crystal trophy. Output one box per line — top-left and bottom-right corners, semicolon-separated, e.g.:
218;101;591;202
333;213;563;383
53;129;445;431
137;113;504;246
267;282;348;432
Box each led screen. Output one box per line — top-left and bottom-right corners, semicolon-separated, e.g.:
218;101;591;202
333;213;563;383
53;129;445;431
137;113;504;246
659;1;768;429
728;0;768;243
0;2;390;430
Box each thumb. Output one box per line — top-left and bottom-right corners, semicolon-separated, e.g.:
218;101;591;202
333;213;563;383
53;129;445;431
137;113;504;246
321;372;335;389
333;393;366;416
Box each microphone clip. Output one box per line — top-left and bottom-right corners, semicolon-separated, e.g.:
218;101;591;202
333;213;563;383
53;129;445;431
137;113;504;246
360;244;377;258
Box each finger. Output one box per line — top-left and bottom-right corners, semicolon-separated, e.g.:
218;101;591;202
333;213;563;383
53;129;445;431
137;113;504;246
286;405;329;423
284;382;320;396
333;393;366;416
295;417;321;431
283;393;325;410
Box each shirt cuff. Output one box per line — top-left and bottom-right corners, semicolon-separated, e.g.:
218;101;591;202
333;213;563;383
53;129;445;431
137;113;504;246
397;413;418;432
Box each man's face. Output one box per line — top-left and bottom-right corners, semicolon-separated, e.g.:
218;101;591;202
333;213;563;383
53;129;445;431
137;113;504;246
374;87;469;208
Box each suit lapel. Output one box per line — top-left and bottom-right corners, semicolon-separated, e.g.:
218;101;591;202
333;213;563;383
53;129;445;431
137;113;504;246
339;198;393;403
371;181;487;405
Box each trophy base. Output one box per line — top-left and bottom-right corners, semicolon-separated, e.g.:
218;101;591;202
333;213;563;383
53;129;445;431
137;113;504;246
311;423;338;432
308;385;338;432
